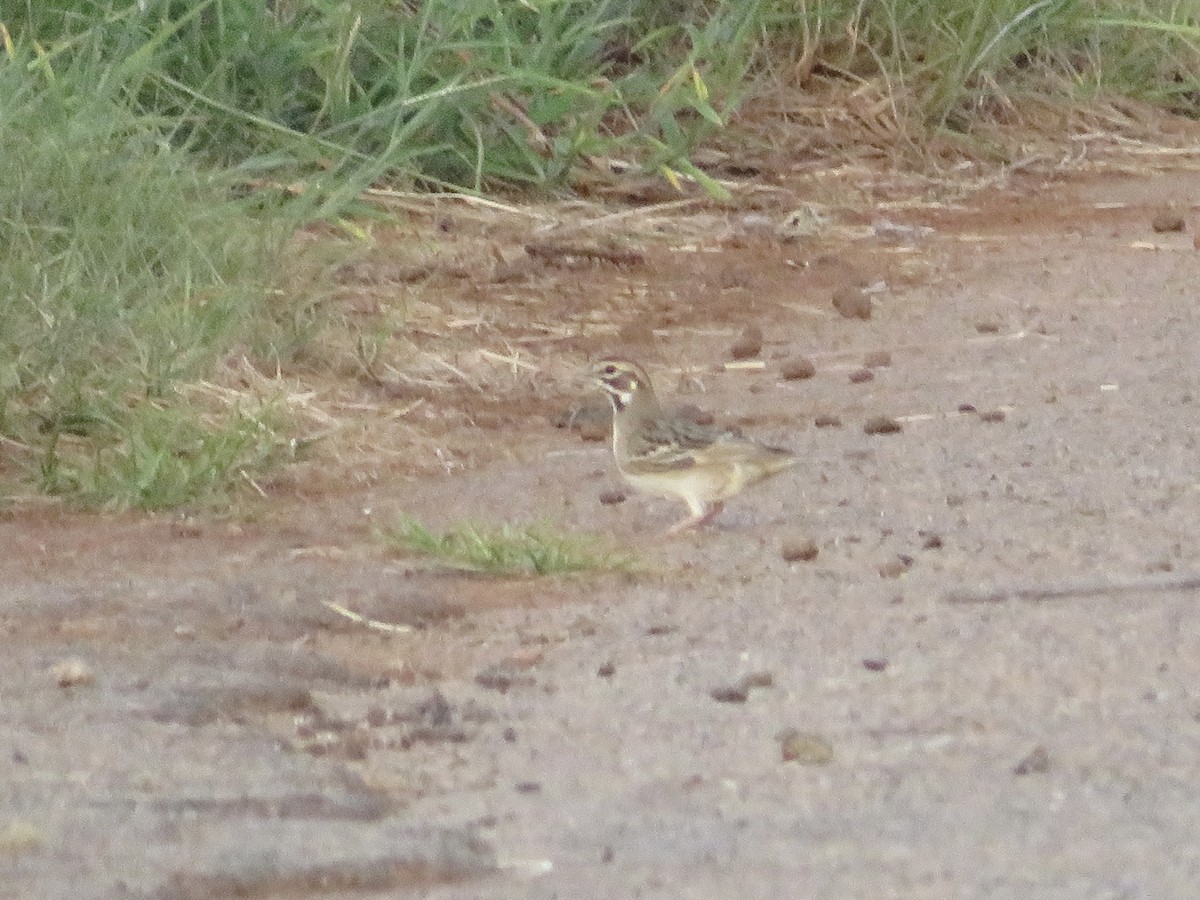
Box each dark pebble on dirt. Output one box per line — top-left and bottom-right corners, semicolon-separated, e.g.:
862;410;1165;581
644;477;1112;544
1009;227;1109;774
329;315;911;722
778;729;834;765
864;415;902;435
711;684;750;703
832;287;872;319
863;350;892;368
849;367;875;384
780;356;816;380
515;781;542;794
814;413;843;428
979;409;1006;423
1013;744;1051;775
862;658;888;672
1151;211;1186;233
711;671;774;704
474;664;536;694
921;532;944;550
975;321;1001;334
598;490;626;506
730;324;764;360
597;661;616;678
780;537;819;562
957;403;977;413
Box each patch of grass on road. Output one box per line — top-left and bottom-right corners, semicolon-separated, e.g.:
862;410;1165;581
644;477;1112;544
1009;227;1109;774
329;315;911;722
383;516;638;577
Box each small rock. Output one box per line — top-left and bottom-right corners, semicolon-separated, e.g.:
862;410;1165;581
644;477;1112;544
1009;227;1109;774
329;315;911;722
711;671;774;704
814;413;843;428
780;357;816;380
0;822;45;856
710;684;749;703
597;661;616;678
975;321;1001;334
979;409;1006;423
730;325;764;360
862;658;888;672
957;403;977;413
776;205;830;241
863;350;892;368
780;537;819;563
778;729;834;765
598;489;626;506
921;532;943;550
1013;744;1051;775
832;287;872;320
863;415;901;435
51;657;94;688
1151;212;1185;233
474;664;536;694
878;556;913;579
848;368;874;384
579;419;609;442
515;781;542;794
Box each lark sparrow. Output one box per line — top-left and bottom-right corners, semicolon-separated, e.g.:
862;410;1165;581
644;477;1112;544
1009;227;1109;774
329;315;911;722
590;358;796;532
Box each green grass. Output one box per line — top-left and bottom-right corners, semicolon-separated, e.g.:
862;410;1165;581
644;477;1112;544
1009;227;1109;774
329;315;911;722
0;42;304;509
383;517;638;577
761;1;1200;131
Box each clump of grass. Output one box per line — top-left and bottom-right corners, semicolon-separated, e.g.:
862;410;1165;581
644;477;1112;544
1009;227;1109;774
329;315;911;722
0;43;304;509
383;517;638;577
762;0;1200;138
9;0;764;202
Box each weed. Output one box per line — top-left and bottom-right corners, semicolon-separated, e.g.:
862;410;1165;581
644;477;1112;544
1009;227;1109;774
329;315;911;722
383;517;638;577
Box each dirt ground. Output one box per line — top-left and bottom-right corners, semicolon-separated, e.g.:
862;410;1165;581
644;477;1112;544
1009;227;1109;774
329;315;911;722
5;153;1200;898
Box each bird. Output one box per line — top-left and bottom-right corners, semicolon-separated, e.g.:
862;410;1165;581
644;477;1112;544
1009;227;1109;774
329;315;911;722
589;357;797;533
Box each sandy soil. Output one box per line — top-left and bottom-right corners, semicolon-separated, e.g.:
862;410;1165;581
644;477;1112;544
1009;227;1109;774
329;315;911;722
5;162;1200;898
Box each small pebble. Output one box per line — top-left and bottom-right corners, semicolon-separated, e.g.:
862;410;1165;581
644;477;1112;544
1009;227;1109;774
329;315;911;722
975;321;1001;334
863;350;892;368
814;413;842;428
598;489;626;506
730;324;764;360
848;368;874;384
51;658;95;688
780;537;819;563
1151;212;1185;233
578;420;609;442
778;729;834;765
515;781;542;794
878;556;913;579
780;357;816;380
710;684;749;704
862;658;888;672
957;403;977;413
979;409;1006;423
0;822;45;856
1013;744;1051;775
921;532;943;550
832;287;872;320
863;415;902;435
597;661;615;678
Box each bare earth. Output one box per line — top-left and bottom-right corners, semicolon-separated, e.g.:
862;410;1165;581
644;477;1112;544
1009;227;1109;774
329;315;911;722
5;163;1200;899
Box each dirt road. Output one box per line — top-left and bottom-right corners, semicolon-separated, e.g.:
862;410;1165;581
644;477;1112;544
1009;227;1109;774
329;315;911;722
4;167;1200;898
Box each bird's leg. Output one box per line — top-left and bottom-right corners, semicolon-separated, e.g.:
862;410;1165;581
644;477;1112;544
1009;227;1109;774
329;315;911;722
663;501;725;536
